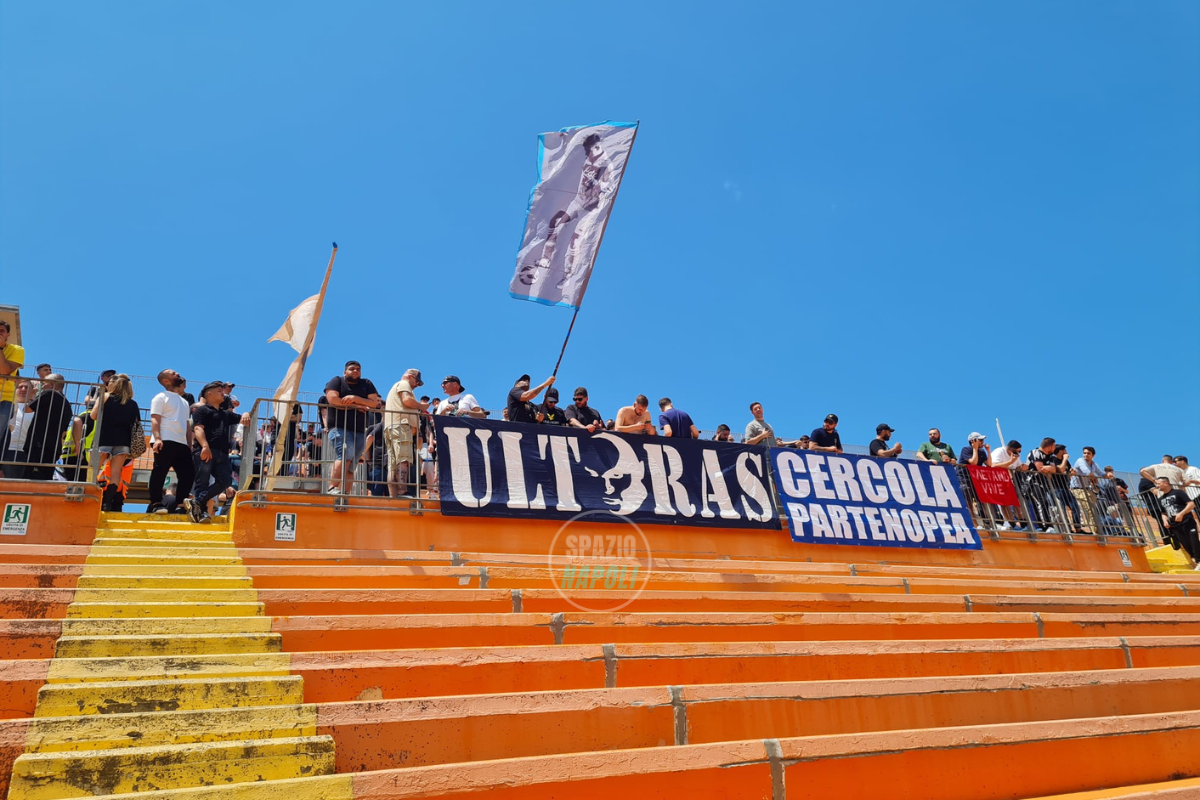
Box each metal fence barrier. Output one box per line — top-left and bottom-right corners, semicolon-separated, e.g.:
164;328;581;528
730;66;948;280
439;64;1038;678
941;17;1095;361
0;376;106;484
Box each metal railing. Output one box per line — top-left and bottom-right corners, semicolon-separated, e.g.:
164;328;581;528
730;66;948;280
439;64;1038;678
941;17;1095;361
0;377;106;484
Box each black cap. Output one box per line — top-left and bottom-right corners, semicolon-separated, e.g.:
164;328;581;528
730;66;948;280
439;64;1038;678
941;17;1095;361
824;414;839;424
442;375;462;390
200;380;225;396
876;423;894;433
546;387;559;400
345;360;361;368
517;373;531;384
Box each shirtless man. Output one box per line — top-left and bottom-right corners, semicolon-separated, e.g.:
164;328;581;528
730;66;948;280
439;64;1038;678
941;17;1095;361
614;395;656;436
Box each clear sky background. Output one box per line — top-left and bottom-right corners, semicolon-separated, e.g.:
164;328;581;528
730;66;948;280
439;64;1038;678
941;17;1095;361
1;1;1196;470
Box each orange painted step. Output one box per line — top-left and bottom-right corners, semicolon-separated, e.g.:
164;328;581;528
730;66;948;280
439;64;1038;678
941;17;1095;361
241;564;1189;599
0;545;89;566
286;637;1200;703
189;710;1200;800
314;666;1200;771
0;589;73;620
269;611;1200;652
0;620;61;658
0;565;82;589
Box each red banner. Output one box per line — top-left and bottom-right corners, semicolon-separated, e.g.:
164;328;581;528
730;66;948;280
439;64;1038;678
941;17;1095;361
966;465;1019;506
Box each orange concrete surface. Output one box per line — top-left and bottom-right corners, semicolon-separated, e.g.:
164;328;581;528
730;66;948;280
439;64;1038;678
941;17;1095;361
252;586;1200;618
0;482;102;546
0;544;89;565
269;611;1200;652
317;688;676;772
282;637;1200;703
231;493;1151;573
0;588;73;620
242;563;1189;599
0;659;50;719
305;667;1200;771
0;565;82;588
1027;778;1200;799
311;711;1200;799
0;717;32;796
0;619;60;658
774;712;1200;800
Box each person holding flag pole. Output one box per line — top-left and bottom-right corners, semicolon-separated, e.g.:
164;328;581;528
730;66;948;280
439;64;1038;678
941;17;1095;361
510;121;639;377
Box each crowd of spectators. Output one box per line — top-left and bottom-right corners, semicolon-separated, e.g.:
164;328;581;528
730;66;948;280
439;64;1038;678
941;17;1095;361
0;343;1196;552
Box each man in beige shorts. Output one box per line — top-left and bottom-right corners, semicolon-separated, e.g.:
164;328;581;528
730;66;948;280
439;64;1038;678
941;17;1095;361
384;368;427;497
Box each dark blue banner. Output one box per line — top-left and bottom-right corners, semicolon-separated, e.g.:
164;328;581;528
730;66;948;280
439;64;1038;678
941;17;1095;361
436;417;780;529
769;448;982;550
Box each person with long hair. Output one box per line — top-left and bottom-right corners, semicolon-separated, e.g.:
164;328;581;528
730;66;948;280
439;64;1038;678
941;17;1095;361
90;372;140;511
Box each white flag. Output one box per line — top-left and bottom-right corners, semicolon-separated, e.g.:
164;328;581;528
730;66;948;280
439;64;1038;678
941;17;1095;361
268;295;320;354
511;121;638;309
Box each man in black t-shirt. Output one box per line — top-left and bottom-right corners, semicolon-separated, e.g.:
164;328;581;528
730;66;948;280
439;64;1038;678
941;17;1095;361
539;388;568;426
507;373;556;424
1025;437;1066;532
188;381;251;523
564;386;603;433
323;361;381;495
22;376;73;481
809;414;843;454
1157;476;1199;561
869;424;901;458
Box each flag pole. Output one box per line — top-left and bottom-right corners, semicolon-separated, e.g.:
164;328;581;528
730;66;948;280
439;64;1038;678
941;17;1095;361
549;121;639;379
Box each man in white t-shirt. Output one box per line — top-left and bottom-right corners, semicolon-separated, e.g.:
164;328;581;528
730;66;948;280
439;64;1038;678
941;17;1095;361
147;368;195;514
435;376;486;418
1175;456;1200;502
988;439;1029;530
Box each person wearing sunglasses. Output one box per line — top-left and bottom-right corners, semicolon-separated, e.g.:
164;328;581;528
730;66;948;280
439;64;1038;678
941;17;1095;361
565;387;603;433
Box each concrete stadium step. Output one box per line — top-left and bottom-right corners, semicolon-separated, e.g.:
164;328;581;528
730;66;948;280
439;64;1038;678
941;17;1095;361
236;546;1189;587
268;611;1200;651
308;666;1200;771
32;674;307;717
56;632;283;658
93;528;234;543
0;545;90;566
91;538;239;551
241;563;1192;598
1023;778;1200;798
7;735;334;800
65;602;264;619
281;636;1200;703
98;513;229;529
0;566;82;589
43;652;291;684
85;552;246;567
255;587;1200;617
2;618;277;659
75;575;254;590
94;710;1200;800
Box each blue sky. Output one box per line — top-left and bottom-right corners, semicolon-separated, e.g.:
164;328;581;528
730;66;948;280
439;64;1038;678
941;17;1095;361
1;1;1196;470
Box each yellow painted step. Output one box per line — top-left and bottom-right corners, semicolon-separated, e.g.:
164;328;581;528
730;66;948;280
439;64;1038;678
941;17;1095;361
99;512;228;528
94;529;235;543
45;653;291;684
60;617;273;637
77;564;249;578
71;588;259;604
85;553;245;567
91;538;239;551
24;704;317;753
65;602;263;619
55;632;283;658
87;775;353;800
8;735;335;800
76;575;254;590
1146;544;1195;573
34;675;305;716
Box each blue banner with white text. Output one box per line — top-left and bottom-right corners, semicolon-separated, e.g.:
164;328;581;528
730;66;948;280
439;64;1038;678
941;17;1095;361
769;448;982;550
436;416;780;530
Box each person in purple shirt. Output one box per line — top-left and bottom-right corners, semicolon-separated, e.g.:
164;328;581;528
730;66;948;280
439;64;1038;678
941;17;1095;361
657;398;698;439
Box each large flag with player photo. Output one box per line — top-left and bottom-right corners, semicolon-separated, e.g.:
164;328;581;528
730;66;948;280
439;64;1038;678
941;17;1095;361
510;121;638;309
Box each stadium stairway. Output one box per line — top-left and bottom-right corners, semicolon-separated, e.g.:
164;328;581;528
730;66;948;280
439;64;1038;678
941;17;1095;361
3;511;1200;799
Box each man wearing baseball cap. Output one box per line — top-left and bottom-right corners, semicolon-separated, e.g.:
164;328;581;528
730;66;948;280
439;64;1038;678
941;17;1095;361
435;376;485;418
507;373;555;425
869;424;902;458
809;414;843;454
539;386;568;426
382;368;427;498
187;380;251;523
959;432;991;466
